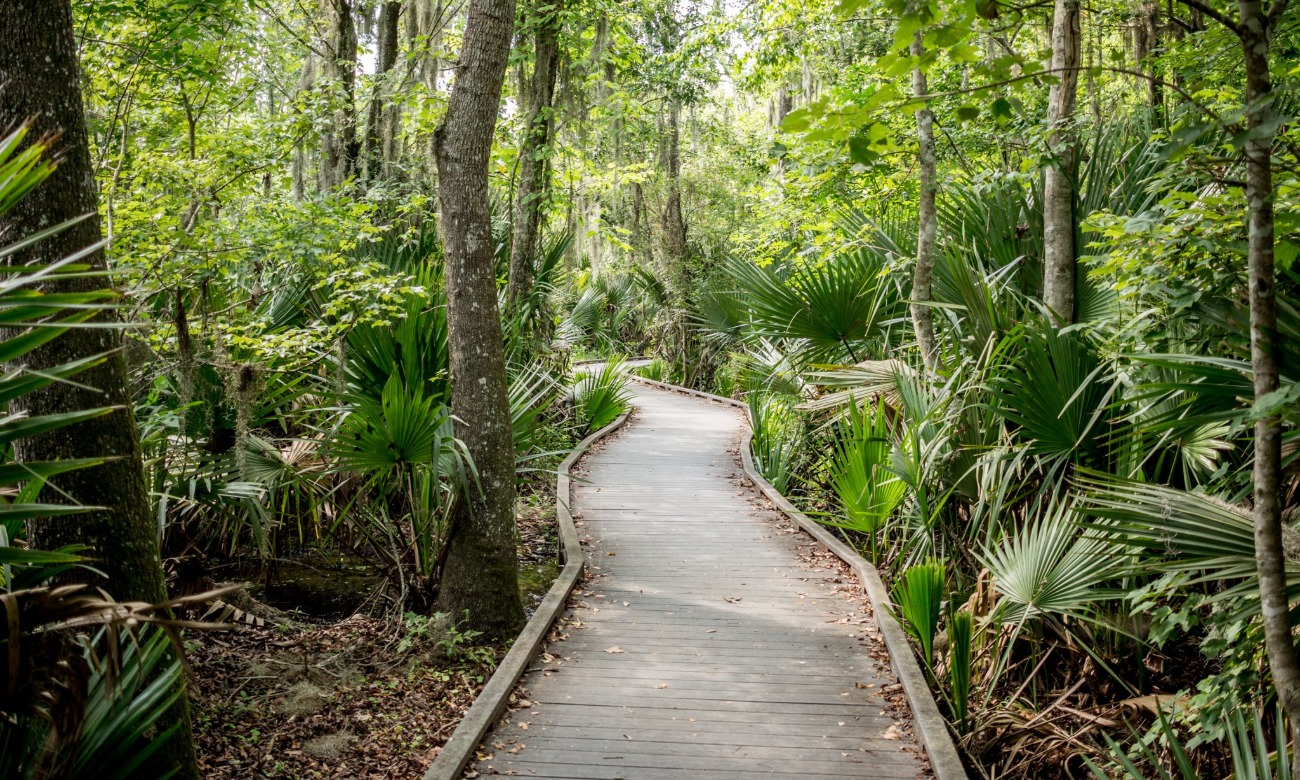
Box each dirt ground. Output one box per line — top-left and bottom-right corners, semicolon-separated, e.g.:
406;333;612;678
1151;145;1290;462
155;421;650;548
188;505;560;779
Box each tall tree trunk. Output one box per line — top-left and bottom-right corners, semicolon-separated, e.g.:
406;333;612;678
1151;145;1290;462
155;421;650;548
911;30;939;371
506;0;564;311
1237;0;1300;769
433;0;524;639
0;2;199;777
662;102;687;283
1042;0;1081;325
363;1;401;183
292;56;317;200
1142;0;1163;108
320;0;359;190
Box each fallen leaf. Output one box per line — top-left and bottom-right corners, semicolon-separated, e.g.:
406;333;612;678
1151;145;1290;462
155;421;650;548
654;683;668;689
604;646;624;654
882;725;903;740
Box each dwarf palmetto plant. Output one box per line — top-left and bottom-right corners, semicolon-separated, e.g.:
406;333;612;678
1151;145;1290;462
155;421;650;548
570;358;632;436
821;399;907;565
633;357;668;382
559;274;648;355
980;498;1118;626
748;393;801;493
990;317;1116;473
977;497;1125;704
721;247;900;366
946;606;974;733
326;374;470;580
892;559;946;668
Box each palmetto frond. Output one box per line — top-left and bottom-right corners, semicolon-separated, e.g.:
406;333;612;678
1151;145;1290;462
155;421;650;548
721;249;900;365
1076;474;1299;616
979;498;1118;625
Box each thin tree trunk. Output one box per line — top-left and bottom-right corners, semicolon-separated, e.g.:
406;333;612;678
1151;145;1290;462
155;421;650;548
363;1;401;183
292;57;317;200
662;102;687;286
1237;0;1300;769
1143;0;1163;108
0;2;199;776
320;0;359;190
1042;0;1081;324
506;0;564;311
911;30;939;371
433;0;524;639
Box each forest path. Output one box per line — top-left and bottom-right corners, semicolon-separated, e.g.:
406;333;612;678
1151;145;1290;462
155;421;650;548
469;382;930;779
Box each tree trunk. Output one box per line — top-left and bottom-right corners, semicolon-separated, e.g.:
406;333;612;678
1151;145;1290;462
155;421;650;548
363;1;401;183
506;0;564;311
320;0;359;190
1042;0;1081;325
662;102;687;283
1143;0;1162;108
292;56;317;200
0;2;199;776
433;0;524;639
1237;0;1300;770
911;30;940;371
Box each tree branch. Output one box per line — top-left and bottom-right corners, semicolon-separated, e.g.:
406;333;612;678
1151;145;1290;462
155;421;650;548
1173;0;1240;34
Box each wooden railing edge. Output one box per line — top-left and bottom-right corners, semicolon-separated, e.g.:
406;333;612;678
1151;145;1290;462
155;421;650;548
628;375;969;780
420;410;634;780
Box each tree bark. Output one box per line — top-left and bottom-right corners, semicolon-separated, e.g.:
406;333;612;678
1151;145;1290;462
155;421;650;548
910;30;940;371
292;56;317;200
363;1;401;183
1143;0;1163;108
506;0;564;311
662;102;687;281
1237;0;1300;770
1042;0;1081;325
433;0;524;639
320;0;359;190
0;2;199;776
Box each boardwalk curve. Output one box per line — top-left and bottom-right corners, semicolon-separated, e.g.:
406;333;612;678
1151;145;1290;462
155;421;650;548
464;382;935;779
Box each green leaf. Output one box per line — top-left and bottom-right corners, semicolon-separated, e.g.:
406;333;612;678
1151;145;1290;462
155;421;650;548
1277;239;1298;271
780;107;813;133
848;135;876;164
990;97;1013;124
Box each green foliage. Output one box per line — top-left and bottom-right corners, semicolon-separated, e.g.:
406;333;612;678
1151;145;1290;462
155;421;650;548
979;499;1117;626
1;627;185;780
989;319;1113;469
821;399;907;563
1078;474;1293;619
633;358;669;382
748;393;802;493
892;559;945;668
946;607;973;732
721;248;899;364
570;360;632;436
0;130;197;780
1087;704;1291;780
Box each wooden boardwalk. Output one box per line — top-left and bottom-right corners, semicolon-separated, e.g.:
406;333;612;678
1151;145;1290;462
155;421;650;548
470;383;930;779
